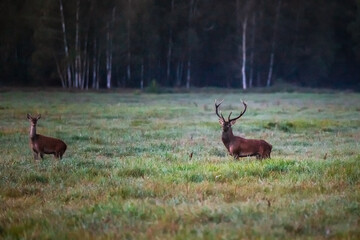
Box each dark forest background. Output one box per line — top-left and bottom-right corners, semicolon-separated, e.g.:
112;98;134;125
0;0;359;90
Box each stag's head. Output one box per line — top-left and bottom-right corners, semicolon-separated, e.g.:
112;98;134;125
214;100;247;132
27;113;41;126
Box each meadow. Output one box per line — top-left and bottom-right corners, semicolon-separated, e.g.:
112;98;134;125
0;89;359;239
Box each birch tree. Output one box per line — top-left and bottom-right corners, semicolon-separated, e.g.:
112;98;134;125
236;0;253;90
266;0;281;87
186;0;198;89
166;0;175;85
74;0;81;88
241;16;248;90
59;0;72;87
127;0;132;84
106;7;116;89
249;13;256;88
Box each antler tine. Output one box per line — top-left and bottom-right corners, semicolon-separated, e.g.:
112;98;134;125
228;100;247;122
214;99;224;107
214;99;225;121
228;112;232;121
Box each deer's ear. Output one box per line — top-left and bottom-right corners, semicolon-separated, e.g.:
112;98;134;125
37;114;41;120
230;120;237;125
219;118;224;125
27;113;31;120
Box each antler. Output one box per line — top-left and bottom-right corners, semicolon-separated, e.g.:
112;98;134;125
214;99;225;122
228;100;247;122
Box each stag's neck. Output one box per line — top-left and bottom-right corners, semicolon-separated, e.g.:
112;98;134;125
222;129;235;145
29;125;37;139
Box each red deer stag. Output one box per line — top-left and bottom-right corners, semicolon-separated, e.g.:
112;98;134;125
215;100;272;159
27;114;67;160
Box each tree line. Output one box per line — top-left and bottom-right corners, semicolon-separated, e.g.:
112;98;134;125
0;0;359;90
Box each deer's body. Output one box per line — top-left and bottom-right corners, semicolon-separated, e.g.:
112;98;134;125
27;114;67;160
215;100;272;160
222;127;272;159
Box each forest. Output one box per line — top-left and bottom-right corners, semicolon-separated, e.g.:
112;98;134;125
0;0;359;90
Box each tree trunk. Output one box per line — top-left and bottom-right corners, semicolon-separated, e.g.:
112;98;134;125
85;56;89;90
249;13;256;88
140;58;144;90
266;0;281;87
82;0;94;90
54;55;66;88
166;0;175;86
241;16;248;90
186;56;191;89
106;21;111;89
74;0;81;88
167;28;173;86
106;7;116;89
186;0;197;89
127;0;132;84
59;0;71;88
92;38;97;89
96;46;100;90
176;60;183;87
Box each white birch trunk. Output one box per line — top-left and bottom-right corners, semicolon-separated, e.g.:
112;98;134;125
186;56;191;89
249;13;256;88
186;0;197;89
106;21;111;89
106;7;116;89
166;0;175;85
59;0;71;87
241;16;248;90
54;55;66;88
266;0;281;87
96;47;100;90
92;38;97;89
85;56;89;90
75;0;80;88
127;0;132;83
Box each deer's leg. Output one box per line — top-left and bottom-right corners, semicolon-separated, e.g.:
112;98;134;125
55;152;62;160
40;153;44;159
33;151;39;160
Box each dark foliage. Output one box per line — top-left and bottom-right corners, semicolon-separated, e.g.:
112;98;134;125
0;0;359;89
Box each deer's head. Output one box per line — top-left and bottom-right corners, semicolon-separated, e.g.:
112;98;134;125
27;113;41;126
215;100;247;133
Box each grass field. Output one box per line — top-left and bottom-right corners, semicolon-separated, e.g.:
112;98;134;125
0;90;359;239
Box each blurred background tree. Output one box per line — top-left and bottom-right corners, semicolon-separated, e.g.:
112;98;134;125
0;0;358;89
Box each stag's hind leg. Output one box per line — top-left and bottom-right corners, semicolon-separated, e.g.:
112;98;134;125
261;151;271;159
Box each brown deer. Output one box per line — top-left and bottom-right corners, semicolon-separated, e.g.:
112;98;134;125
215;100;272;159
27;114;67;160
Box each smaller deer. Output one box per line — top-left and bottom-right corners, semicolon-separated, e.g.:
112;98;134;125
215;100;272;159
27;114;67;160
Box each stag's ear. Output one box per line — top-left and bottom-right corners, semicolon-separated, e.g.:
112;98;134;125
37;114;41;120
27;113;31;120
230;120;237;126
219;118;224;125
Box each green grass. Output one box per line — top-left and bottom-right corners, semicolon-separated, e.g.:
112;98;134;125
0;90;359;239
